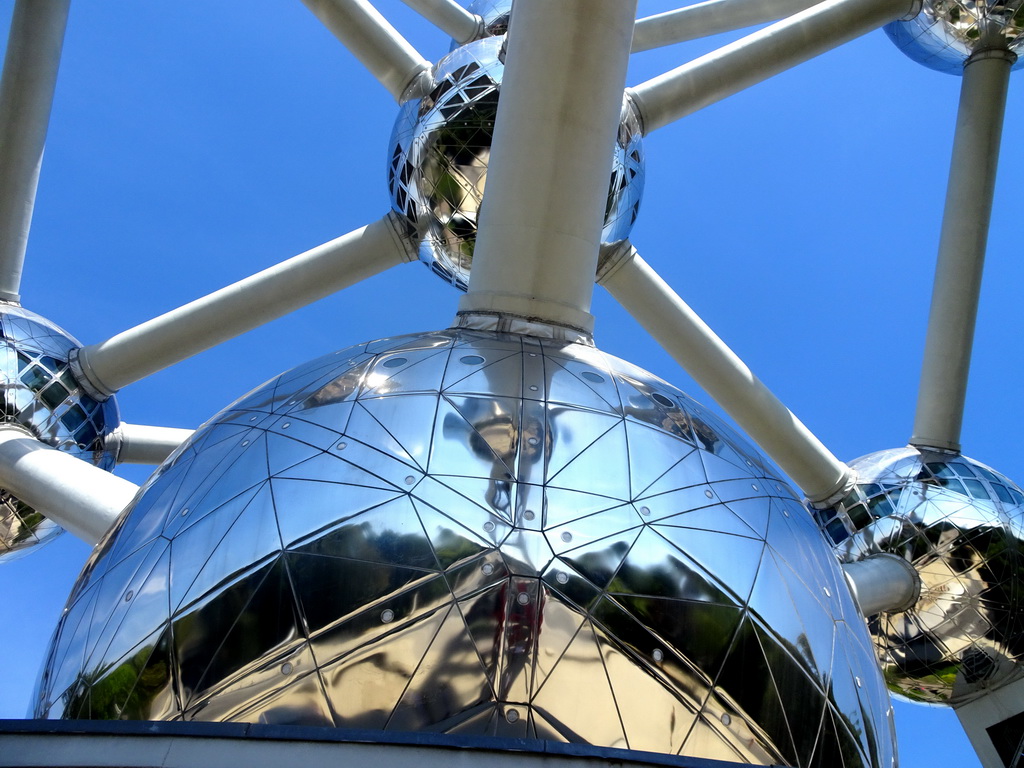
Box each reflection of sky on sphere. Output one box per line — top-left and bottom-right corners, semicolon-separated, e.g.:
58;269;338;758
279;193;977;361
37;328;893;767
886;0;1024;74
0;305;120;563
817;446;1024;705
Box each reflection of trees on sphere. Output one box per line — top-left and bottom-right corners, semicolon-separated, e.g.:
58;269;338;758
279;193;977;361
387;36;644;291
0;304;120;563
37;329;893;767
815;446;1024;704
885;0;1024;74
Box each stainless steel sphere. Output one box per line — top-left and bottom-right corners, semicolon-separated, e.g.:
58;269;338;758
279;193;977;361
0;304;120;563
387;36;644;290
815;446;1024;704
462;0;511;40
35;329;894;767
885;0;1024;74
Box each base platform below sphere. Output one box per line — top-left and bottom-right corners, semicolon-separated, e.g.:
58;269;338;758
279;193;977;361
0;720;766;768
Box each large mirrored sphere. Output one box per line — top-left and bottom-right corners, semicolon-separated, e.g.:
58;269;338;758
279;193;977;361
36;329;893;767
885;0;1024;75
388;35;645;290
815;446;1024;704
0;304;120;563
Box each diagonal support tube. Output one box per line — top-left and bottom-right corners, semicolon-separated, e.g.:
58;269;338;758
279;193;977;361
72;214;416;398
599;244;852;504
400;0;482;44
0;0;70;302
109;423;194;466
632;0;824;52
457;0;637;336
911;49;1015;454
0;427;139;545
628;0;920;134
300;0;432;102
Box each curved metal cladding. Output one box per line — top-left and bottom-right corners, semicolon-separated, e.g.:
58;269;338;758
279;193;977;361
37;329;894;767
816;446;1024;705
885;0;1024;74
0;304;120;562
461;0;513;41
387;36;644;291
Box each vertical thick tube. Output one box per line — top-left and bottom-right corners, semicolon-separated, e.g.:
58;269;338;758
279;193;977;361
632;0;823;52
400;0;481;44
911;51;1014;453
628;0;918;134
300;0;431;102
600;247;852;503
0;0;71;302
457;0;638;334
0;427;139;545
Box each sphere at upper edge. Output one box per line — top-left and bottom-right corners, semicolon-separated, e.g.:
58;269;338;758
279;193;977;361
815;446;1024;704
0;303;120;563
36;328;893;768
461;0;512;41
387;35;645;291
885;0;1024;75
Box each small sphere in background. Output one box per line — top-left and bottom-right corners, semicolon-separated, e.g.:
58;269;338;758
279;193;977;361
885;0;1024;75
462;0;511;40
815;446;1024;704
388;35;644;291
0;304;120;563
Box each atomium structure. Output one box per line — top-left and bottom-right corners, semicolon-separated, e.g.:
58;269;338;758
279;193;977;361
1;1;1024;768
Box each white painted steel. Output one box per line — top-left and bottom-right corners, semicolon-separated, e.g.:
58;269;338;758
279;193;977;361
955;675;1024;768
74;214;415;397
911;50;1015;454
600;246;852;504
400;0;481;44
0;0;70;303
632;0;823;52
628;0;919;133
112;423;194;465
457;0;637;334
842;554;921;616
0;726;738;768
299;0;431;101
0;427;138;545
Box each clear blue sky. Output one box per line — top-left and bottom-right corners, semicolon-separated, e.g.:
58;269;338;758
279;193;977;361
3;3;1022;767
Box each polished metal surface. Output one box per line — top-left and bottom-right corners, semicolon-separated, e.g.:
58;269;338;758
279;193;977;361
885;0;1024;74
0;304;119;562
387;33;645;291
815;446;1024;705
462;0;511;40
36;329;894;768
